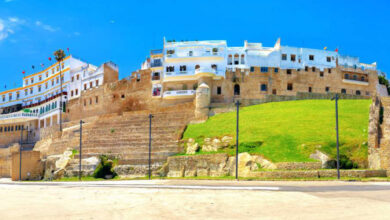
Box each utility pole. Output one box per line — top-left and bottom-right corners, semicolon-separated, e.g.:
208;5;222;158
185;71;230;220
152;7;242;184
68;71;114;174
236;100;240;180
19;125;24;181
148;114;153;180
79;120;83;181
332;94;341;179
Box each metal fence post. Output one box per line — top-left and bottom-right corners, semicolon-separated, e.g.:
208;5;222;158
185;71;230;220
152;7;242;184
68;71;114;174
148;114;153;180
236;100;240;180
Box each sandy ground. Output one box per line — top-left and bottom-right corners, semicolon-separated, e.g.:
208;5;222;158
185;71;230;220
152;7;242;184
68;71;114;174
0;179;390;219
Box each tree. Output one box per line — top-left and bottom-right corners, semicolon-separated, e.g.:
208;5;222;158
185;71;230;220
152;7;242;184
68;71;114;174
378;72;390;94
54;49;66;132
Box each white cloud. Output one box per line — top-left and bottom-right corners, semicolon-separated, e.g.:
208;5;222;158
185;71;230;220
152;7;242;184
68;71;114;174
35;20;58;32
0;17;23;41
4;0;15;3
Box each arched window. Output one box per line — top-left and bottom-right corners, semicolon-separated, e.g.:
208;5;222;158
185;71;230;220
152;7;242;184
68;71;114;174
241;54;245;64
228;55;232;65
211;64;217;71
234;84;240;96
361;76;365;81
234;54;239;65
356;90;361;95
195;65;200;70
341;89;346;94
353;75;357;80
344;74;349;79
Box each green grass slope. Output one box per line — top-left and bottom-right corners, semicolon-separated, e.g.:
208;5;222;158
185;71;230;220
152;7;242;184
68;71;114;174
183;99;371;164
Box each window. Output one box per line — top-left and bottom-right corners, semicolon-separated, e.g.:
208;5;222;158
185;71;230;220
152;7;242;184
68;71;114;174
341;89;346;94
90;82;93;88
9;93;12;101
39;75;42;81
241;54;245;64
260;84;267;91
361;76;365;81
326;57;331;62
287;83;293;91
290;54;296;62
56;66;59;71
281;54;287;60
30;88;33;94
287;69;292;75
234;54;239;65
228;55;232;65
312;67;316;72
84;84;87;90
217;86;222;95
261;67;268;73
305;66;308;72
272;89;277;95
89;98;92;105
71;90;74;97
84;99;86;106
274;68;279;73
180;65;187;72
2;95;5;101
121;94;125;99
250;67;255;72
234;84;240;95
52;80;54;86
45;83;48;89
31;78;34;83
25;80;28;85
188;51;193;56
356;90;361;95
25;90;28;96
71;76;74;82
137;74;141;82
96;80;99;86
16;92;20;99
166;66;174;72
366;91;370;96
52;68;55;74
75;89;78;95
308;87;312;93
61;63;64;69
353;75;357;80
166;49;175;56
212;48;218;55
56;77;59;84
309;55;314;60
326;87;330;92
195;65;200;70
211;64;217;71
328;69;332;74
46;72;48;77
76;74;79;80
344;74;349;79
320;72;324;77
96;96;98;103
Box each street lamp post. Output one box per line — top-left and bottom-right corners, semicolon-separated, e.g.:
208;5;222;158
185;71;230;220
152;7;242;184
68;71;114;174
235;100;240;180
19;125;24;181
148;114;153;180
79;120;83;181
332;94;341;179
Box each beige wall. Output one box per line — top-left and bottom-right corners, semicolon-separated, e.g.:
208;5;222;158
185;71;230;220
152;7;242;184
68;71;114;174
11;151;43;181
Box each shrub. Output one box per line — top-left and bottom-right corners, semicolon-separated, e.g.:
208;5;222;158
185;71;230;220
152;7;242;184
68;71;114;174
93;155;118;179
325;154;359;169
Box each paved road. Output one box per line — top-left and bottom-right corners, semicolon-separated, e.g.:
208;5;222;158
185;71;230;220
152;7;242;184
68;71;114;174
1;179;390;219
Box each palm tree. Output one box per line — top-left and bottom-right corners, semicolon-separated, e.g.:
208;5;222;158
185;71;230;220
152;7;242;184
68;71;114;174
54;49;66;132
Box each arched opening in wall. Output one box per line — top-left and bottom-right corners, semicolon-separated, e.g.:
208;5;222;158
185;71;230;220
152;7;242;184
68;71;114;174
234;54;239;65
234;84;240;96
241;54;245;64
356;90;361;95
341;89;346;94
195;65;200;70
211;64;217;71
193;83;198;90
228;55;232;65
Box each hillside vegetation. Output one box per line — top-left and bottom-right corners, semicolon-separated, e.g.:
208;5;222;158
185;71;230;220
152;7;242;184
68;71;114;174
183;99;371;165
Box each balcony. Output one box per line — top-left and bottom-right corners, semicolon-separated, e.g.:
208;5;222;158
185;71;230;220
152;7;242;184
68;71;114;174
195;67;217;75
152;75;161;81
163;90;196;99
0;111;39;121
342;78;369;86
151;49;163;55
151;62;162;68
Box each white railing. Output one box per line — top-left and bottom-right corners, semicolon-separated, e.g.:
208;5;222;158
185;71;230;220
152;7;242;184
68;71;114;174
165;68;223;78
0;111;39;120
195;67;217;74
163;90;196;97
39;107;61;117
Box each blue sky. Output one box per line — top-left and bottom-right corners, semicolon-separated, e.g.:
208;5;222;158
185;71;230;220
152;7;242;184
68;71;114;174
0;0;389;90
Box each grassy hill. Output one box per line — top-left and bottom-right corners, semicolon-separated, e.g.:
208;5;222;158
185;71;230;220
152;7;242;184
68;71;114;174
183;99;371;165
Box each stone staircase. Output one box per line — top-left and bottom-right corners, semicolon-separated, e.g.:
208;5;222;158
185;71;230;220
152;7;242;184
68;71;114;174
44;110;194;168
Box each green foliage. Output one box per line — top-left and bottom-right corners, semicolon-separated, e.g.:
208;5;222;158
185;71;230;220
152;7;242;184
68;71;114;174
53;49;66;62
378;73;390;94
71;149;79;158
93;155;118;179
110;128;115;133
183;100;370;164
